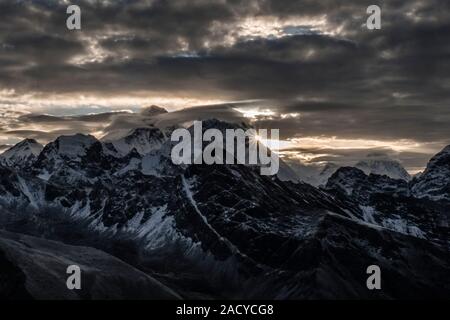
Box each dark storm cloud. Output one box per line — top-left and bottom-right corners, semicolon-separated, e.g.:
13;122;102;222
17;111;129;124
1;33;85;64
3;129;61;141
251;102;450;144
2;0;449;103
1;0;450;169
0;110;131;143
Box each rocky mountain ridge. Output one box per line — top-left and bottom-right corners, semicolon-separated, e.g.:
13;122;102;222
0;119;449;299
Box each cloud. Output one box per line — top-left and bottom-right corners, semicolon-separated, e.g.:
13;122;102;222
250;102;450;144
0;103;248;144
2;0;448;101
0;110;131;144
1;0;450;171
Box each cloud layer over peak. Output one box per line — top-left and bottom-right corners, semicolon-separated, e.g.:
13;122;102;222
1;0;449;173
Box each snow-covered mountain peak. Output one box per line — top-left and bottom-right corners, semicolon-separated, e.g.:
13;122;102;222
34;134;98;172
54;134;98;157
325;167;367;196
284;161;339;187
11;138;40;149
107;127;166;157
288;154;411;187
355;157;411;181
141;105;169;116
0;138;43;167
325;166;410;206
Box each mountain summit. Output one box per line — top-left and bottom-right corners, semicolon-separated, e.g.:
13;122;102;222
105;127;166;157
411;145;450;201
355;157;411;181
0;138;43;168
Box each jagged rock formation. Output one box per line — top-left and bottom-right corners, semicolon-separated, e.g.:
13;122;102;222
0;120;449;299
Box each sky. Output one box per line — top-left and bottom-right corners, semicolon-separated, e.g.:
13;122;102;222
1;0;450;173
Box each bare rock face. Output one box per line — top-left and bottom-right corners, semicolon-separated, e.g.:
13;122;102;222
411;145;450;201
0;230;181;300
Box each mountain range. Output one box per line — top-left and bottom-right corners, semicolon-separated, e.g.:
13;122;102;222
286;155;412;187
0;114;449;299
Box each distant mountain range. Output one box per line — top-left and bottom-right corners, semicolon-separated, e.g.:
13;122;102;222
0;115;449;299
286;155;412;187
